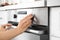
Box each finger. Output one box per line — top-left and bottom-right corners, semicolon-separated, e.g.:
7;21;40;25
0;26;5;31
18;14;33;26
18;19;31;28
18;18;32;27
22;20;32;27
24;23;31;30
21;20;32;29
20;22;32;33
22;14;33;20
0;24;12;31
20;18;32;26
23;22;31;29
1;24;12;28
20;14;33;23
18;19;32;27
2;24;12;26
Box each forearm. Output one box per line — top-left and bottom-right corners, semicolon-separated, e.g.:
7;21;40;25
0;27;22;40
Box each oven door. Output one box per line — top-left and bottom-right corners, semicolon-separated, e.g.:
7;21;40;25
12;32;40;40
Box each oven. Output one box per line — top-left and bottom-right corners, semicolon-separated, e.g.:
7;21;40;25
7;8;48;40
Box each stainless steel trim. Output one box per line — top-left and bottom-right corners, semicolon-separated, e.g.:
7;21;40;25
27;29;44;34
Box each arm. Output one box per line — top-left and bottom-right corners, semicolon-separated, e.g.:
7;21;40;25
0;14;33;40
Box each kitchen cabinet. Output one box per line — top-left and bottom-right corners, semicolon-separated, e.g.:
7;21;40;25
0;0;6;5
50;7;60;38
50;36;60;40
20;0;35;3
0;7;6;11
0;0;45;10
6;0;20;5
47;0;60;6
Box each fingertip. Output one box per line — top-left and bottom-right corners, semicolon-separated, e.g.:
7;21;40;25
28;14;33;17
7;23;12;26
29;14;32;16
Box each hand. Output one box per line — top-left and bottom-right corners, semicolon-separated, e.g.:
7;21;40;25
17;14;33;33
0;14;33;40
0;24;12;31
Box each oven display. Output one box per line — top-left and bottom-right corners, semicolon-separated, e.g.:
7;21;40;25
18;11;27;14
17;11;27;22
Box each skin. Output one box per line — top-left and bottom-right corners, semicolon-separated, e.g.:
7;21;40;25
0;14;33;40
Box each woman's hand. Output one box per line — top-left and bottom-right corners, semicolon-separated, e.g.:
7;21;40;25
17;14;33;33
0;24;12;31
